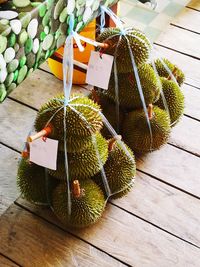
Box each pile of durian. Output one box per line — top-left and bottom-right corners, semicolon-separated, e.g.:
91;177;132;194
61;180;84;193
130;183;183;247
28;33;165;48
17;94;136;228
94;27;185;154
17;27;185;229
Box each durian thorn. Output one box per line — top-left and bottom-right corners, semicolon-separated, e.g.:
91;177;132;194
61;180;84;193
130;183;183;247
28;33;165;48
148;104;153;120
167;67;178;80
27;125;52;143
108;135;122;151
92;90;100;104
72;180;81;198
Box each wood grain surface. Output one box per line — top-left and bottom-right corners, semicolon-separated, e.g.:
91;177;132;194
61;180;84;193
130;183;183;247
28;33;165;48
0;1;200;266
0;204;124;267
15;198;200;267
0;255;19;267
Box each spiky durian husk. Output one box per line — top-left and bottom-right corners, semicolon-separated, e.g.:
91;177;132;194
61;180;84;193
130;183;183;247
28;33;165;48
96;27;151;73
111;180;134;199
48;132;108;180
34;94;103;140
104;63;161;110
90;91;124;138
93;141;136;199
153;58;185;86
17;158;58;205
52;180;106;228
58;134;98;153
156;78;185;126
122;106;171;154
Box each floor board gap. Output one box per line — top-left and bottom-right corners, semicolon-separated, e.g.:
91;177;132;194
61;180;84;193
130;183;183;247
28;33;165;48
7;97;38;112
110;202;200;250
0;251;21;267
13;201;131;267
170;23;200;35
186;6;200;13
0;142;21;154
168;142;200;158
154;43;200;61
137;169;200;201
184;82;200;90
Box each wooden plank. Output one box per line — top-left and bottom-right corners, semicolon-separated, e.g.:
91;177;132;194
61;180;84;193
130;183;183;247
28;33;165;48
0;145;20;216
10;66;200;123
9;69;86;110
1;136;200;250
1;141;200;249
2;75;200;196
15;198;200;267
0;204;123;267
182;83;200;120
156;26;200;60
137;144;200;197
187;0;200;11
0;98;36;152
8;69;200;158
0;255;19;267
154;45;200;88
170;116;200;156
112;170;200;248
39;61;50;73
172;7;200;33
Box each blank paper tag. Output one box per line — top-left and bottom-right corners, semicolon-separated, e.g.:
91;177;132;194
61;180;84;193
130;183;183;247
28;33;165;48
86;51;114;90
30;138;58;170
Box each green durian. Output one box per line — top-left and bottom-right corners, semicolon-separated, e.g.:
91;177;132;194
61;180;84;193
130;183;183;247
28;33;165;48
123;105;171;154
154;58;185;86
48;132;108;179
58;134;98;153
93;138;136;199
156;77;185;126
17;158;58;205
52;179;106;228
90;91;124;138
96;27;151;73
35;94;103;141
105;63;161;110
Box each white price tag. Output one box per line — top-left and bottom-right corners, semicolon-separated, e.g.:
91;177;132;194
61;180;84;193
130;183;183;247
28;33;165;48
29;138;58;170
86;51;114;90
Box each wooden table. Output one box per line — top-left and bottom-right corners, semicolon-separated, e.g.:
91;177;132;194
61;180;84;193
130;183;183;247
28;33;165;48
0;1;200;266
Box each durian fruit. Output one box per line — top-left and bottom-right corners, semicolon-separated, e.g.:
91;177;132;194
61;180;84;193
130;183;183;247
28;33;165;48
93;136;136;199
122;105;171;154
48;132;108;179
90;90;124;138
58;134;97;153
153;58;185;86
105;63;161;110
34;93;103;142
52;179;106;228
155;77;185;126
96;27;151;73
17;158;58;205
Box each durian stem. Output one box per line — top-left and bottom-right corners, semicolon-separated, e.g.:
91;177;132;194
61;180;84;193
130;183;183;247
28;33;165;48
148;104;153;120
21;151;29;158
92;90;100;104
21;142;30;158
167;67;178;80
27;125;52;143
72;180;81;198
96;42;109;49
108;135;122;151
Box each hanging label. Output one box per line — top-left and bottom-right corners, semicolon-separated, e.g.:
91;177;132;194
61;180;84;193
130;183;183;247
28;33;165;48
86;51;114;90
29;138;58;170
